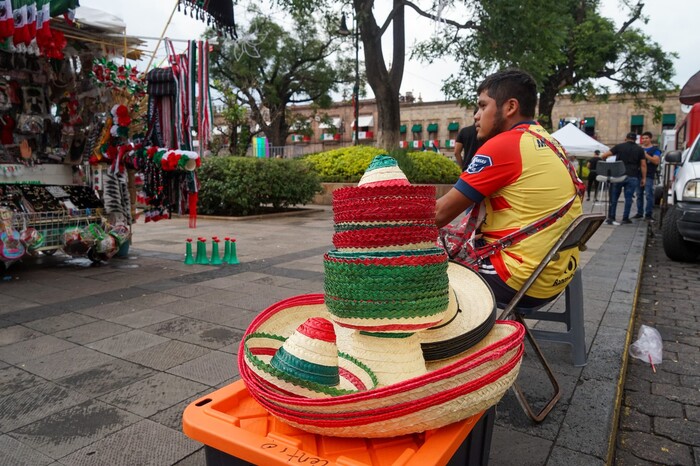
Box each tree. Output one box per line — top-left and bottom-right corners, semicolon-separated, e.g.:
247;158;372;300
212;79;252;156
209;5;351;147
413;0;678;130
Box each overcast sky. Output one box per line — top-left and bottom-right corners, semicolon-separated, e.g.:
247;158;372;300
81;0;697;104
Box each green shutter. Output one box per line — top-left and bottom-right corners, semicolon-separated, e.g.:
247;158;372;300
427;123;438;132
630;115;644;126
411;124;422;133
662;114;676;126
447;122;460;131
399;125;406;134
584;117;595;128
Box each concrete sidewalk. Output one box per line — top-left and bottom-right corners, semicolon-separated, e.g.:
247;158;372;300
0;200;647;465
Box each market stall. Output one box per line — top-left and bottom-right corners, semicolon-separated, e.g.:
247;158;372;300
0;2;142;269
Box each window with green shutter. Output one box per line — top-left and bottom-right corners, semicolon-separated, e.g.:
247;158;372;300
411;124;422;133
427;123;438;133
447;122;460;131
400;125;406;134
662;114;676;127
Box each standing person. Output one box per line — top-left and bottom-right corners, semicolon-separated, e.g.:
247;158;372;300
436;69;583;308
453;109;482;171
587;150;602;201
600;132;646;225
633;131;661;221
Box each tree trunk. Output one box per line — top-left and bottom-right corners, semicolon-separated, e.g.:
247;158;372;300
356;0;404;152
537;86;558;132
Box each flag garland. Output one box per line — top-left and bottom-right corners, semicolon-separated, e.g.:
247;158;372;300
179;0;237;38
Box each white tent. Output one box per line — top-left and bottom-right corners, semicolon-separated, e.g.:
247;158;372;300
551;123;609;159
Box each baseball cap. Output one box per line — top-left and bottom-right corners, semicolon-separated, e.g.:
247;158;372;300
626;132;638;141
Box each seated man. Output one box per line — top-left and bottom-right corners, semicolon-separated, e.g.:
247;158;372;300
436;69;583;308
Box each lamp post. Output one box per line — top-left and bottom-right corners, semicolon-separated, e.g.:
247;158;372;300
338;13;360;145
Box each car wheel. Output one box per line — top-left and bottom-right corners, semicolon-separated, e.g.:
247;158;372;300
662;205;700;261
654;185;664;205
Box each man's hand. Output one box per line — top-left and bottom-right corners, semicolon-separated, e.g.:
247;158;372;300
640;178;646;187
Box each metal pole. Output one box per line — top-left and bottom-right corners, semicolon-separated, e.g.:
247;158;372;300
353;20;359;145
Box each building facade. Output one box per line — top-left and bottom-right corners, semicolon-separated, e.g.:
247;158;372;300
283;92;681;154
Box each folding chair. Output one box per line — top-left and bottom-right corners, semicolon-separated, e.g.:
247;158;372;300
498;213;606;422
592;161;627;215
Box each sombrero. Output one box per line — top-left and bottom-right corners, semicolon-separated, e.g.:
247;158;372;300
239;155;522;437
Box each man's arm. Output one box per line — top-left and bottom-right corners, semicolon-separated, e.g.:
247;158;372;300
436;188;475;228
647;149;661;166
640;158;647;185
600;150;614;160
454;141;464;168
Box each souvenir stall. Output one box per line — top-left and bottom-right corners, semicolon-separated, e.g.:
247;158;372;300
0;3;142;269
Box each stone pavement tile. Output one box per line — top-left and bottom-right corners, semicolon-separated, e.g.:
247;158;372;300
149;390;211;431
581;325;628;381
623;391;684;418
20;346;118;381
134;278;183;293
627;360;680;385
167;350;238;387
107;308;179;329
119;292;181;309
686;405;700;423
0;334;76;365
124;340;209;371
0;434;54;466
77;300;146;320
681;374;700;389
0;366;45;397
141;317;244;350
617;430;694;465
0;319;11;329
0;324;43;346
0;382;89;432
557;377;616;459
53;320;130;345
0;293;38;313
619;405;652;433
59;419;200;466
185;304;258;331
86;329;169;357
97;372;208;418
280;277;325;293
599;301;634;329
22;312;96;334
0;283;72;305
161;283;215;298
150;297;219;316
2;305;68;324
488;426;552;465
8;399;141;460
654;417;700;446
192;289;283;312
547;446;605;465
172;448;205;466
613;448;660;466
252;273;302;287
56;359;155;398
623;374;651;393
651;382;700;405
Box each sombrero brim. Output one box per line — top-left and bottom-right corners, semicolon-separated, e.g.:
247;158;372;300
239;294;524;437
419;261;497;360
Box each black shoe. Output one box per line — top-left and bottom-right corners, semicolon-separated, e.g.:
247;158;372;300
644;216;655;223
621;218;633;224
631;214;643;219
606;218;621;226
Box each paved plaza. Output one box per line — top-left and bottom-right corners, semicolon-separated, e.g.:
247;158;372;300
0;200;697;465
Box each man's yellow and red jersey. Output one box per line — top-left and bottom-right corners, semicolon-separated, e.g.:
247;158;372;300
455;122;583;299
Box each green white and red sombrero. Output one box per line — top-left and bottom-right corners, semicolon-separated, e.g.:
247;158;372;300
239;155;522;437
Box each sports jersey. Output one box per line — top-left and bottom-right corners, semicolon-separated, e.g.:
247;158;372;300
455;122;583;299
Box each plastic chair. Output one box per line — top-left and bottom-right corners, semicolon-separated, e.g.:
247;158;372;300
593;161;627;215
498;213;606;422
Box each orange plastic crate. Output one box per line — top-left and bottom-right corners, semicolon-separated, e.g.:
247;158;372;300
183;379;489;466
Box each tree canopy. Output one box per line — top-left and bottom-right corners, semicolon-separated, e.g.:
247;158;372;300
209;5;351;147
413;0;678;129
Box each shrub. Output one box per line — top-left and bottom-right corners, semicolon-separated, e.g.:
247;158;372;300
303;146;461;184
198;157;322;216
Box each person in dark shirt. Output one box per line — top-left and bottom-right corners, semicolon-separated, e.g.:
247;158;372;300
454;109;483;171
633;131;662;221
586;150;602;201
600;132;647;225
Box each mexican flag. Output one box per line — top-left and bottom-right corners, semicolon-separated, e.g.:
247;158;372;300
0;0;13;40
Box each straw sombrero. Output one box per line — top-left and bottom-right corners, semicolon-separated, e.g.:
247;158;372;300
238;155;523;437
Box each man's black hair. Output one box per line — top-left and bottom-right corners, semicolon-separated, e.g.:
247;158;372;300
642;131;653;138
476;69;538;118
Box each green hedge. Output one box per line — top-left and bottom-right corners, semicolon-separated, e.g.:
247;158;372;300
198;157;322;216
303;146;461;184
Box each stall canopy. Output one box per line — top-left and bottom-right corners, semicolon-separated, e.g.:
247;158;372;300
551;123;609;158
680;69;700;105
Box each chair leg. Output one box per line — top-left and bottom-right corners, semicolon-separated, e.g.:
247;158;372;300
564;269;587;366
508;313;562;423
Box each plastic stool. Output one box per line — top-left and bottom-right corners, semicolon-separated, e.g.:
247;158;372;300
517;269;587;367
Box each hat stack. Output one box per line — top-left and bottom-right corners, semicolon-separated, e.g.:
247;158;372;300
239;155;524;438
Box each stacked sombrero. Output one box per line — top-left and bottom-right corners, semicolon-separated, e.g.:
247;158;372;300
239;155;524;437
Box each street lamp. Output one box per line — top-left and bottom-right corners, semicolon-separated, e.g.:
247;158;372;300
338;13;360;145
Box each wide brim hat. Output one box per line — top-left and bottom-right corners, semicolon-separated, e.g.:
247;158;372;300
239;293;522;437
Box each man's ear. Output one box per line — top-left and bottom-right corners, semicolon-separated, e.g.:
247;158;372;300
502;98;519;118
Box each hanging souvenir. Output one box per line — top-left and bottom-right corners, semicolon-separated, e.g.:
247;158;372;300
0;208;26;262
0;0;13;40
